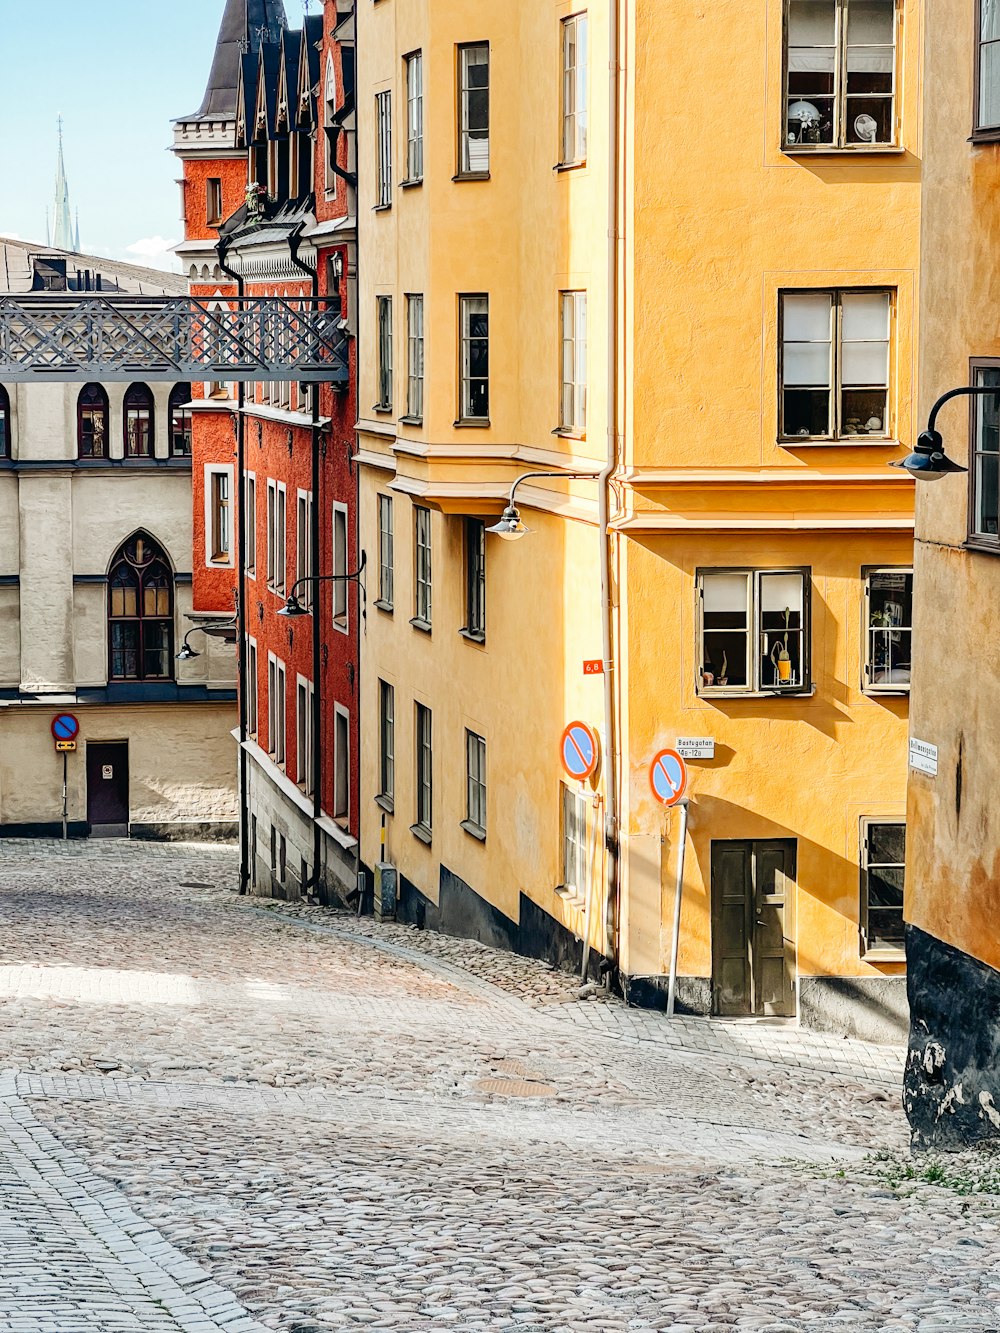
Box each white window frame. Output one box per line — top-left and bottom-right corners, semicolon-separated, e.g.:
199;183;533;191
206;177;223;226
561;783;588;904
324;52;338;195
406;294;424;421
697;568;812;696
459;294;489;421
334;702;350;823
458;43;490;176
245;471;256;577
464;730;487;838
560;13;588;166
860;818;906;957
862;566;912;695
559;291;587;433
375;89;392;208
378;679;395;805
296;489;313;611
377;493;394;609
970;360;1000;547
463;517;486;639
414;505;432;626
267;653;286;767
405;51;424;181
332;502;349;633
415;702;433;835
204;464;234;566
275;481;287;594
376;295;393;411
296;674;314;795
246;637;258;739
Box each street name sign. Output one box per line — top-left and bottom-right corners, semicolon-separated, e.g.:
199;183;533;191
909;738;938;777
677;737;714;760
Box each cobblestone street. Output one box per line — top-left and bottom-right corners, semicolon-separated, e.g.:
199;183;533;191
0;841;997;1332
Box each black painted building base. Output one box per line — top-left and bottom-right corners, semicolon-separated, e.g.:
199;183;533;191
906;922;1000;1152
0;821;237;843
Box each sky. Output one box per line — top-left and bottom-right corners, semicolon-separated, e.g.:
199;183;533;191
0;0;247;272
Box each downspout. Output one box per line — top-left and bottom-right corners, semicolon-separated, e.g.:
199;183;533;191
289;223;324;899
217;235;250;896
601;0;623;980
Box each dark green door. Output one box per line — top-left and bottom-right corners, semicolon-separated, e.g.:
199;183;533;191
711;839;796;1017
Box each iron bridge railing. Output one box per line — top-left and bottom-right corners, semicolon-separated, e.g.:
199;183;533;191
0;295;349;384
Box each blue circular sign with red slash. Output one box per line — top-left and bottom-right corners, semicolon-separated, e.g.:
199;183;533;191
650;748;688;807
51;713;80;742
561;721;600;782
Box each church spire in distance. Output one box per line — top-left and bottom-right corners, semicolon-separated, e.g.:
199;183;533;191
50;117;76;252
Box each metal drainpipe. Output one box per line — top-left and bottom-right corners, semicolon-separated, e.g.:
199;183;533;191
600;0;623;981
289;224;324;900
216;237;250;896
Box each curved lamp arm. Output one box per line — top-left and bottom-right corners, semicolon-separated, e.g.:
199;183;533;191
488;469;603;538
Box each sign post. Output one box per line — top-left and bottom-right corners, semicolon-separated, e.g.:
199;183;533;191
650;749;690;1016
51;714;80;841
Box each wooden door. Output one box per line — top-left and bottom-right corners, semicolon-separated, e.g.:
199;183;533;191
86;742;129;836
711;839;796;1017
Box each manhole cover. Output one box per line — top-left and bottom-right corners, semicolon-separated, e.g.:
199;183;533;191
492;1058;529;1076
474;1077;557;1098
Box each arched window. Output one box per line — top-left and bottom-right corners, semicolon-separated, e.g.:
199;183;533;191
124;383;155;458
77;383;109;458
168;384;193;457
0;385;9;458
108;533;174;681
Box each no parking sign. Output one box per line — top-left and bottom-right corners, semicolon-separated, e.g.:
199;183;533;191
560;721;600;782
650;748;688;807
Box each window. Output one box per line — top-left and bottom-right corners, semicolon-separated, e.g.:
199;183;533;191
124;383;155;458
206;177;223;225
379;679;395;804
0;385;8;457
378;494;394;608
977;0;1000;134
561;784;588;901
784;0;897;150
247;638;258;738
108;532;173;681
375;90;392;208
458;44;490;176
860;820;905;954
267;480;287;593
268;655;286;766
463;518;486;639
245;473;257;576
561;14;588;165
698;569;811;694
296;678;314;794
780;289;891;441
405;51;424;180
332;503;349;630
168;384;193;456
415;702;432;834
459;295;489;420
209;469;231;563
376;296;393;410
334;704;350;822
560;291;587;433
863;567;912;692
406;294;424;420
465;731;487;837
414;505;432;625
296;490;313;610
77;383;108;458
970;363;1000;545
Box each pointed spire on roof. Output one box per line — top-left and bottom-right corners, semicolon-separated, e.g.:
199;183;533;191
186;0;288;121
51;117;76;252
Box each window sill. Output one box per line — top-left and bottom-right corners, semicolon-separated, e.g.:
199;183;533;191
698;685;815;700
453;418;490;429
452;172;490;182
459;627;486;646
410;822;432;845
779;436;897;448
374;598;394;614
863;685;911;698
400;177;423;189
208;556;232;567
373;204;392;213
862;947;905;964
398;415;423;427
781;144;904;157
964;539;1000;557
970;128;1000;144
372;405;393;416
460;819;486;843
375;793;394;815
409;616;432;634
552;426;586;441
554;160;587;173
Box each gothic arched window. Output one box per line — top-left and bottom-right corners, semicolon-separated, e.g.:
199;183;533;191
124;383;155;458
77;383;108;458
168;384;193;457
0;385;9;458
108;533;174;681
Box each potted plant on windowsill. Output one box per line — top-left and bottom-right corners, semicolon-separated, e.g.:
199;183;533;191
717;652;729;687
770;608;793;685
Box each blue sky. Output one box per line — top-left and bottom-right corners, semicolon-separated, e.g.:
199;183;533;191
0;0;238;270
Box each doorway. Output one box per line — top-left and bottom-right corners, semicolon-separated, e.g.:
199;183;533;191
710;839;797;1017
86;741;130;838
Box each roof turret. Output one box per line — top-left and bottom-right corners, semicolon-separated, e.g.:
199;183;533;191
184;0;288;122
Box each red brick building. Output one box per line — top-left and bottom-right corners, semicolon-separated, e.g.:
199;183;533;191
173;0;358;900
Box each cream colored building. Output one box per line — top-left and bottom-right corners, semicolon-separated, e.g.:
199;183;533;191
0;239;238;839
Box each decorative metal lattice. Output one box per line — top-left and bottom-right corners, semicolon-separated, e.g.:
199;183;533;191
0;295;349;384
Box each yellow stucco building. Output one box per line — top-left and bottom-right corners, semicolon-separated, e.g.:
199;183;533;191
356;0;921;1040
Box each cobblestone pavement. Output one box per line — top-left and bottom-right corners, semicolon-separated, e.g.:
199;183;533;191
0;839;998;1332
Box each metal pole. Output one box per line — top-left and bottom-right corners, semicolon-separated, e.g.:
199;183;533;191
61;751;68;841
666;798;690;1017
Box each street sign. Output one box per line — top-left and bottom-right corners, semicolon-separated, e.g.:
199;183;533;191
677;737;715;760
55;740;77;753
650;748;688;807
909;738;938;777
51;713;80;743
561;721;600;781
583;659;604;676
